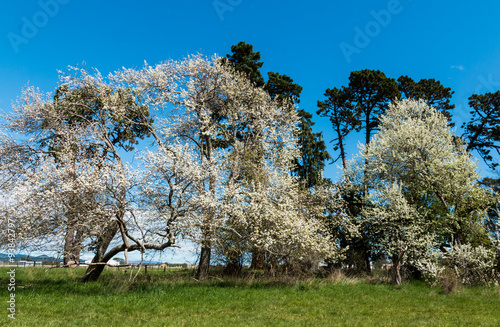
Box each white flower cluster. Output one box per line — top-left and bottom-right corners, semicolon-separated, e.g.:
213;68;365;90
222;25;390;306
417;243;498;286
123;55;339;261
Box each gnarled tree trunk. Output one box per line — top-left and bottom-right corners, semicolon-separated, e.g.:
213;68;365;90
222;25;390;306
81;223;119;282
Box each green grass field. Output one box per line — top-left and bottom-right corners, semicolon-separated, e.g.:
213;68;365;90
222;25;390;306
1;267;499;326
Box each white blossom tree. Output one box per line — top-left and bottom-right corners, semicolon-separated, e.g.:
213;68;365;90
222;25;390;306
119;55;341;279
349;99;494;284
0;70;168;282
362;183;435;284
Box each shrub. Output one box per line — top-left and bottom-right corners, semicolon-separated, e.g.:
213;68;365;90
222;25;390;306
446;243;496;285
416;243;497;287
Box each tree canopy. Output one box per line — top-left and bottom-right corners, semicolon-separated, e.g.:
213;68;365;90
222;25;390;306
1;45;498;286
462;91;500;169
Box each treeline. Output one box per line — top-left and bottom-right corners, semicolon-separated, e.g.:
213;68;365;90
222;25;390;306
0;42;498;286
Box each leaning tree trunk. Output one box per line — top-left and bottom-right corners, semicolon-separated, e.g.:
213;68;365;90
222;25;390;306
81;222;119;282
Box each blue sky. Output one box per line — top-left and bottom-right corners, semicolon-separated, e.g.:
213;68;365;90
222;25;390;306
2;0;500;179
2;0;500;262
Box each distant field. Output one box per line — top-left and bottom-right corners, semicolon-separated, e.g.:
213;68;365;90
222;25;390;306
1;267;499;326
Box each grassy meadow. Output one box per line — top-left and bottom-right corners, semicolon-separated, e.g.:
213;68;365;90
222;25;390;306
1;267;499;326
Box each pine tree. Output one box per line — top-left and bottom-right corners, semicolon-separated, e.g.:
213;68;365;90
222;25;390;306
222;41;265;87
462;91;500;169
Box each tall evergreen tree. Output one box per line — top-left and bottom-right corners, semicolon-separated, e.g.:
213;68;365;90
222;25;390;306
317;86;356;170
398;75;455;124
320;71;455;168
265;71;302;108
225;41;331;188
222;41;265;87
265;71;331;187
318;70;398;275
348;69;400;147
462;91;500;169
293;109;331;188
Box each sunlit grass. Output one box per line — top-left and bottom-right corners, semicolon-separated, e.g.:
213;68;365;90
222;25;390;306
1;267;499;326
